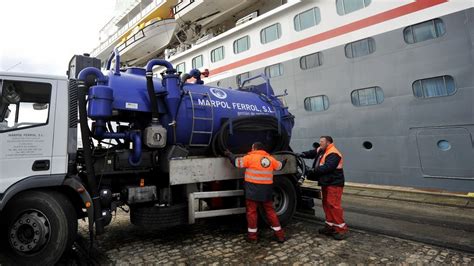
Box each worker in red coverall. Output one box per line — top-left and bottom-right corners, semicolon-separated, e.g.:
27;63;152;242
225;142;287;243
299;136;348;240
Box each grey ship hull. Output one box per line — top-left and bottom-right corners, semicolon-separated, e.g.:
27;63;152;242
210;8;474;192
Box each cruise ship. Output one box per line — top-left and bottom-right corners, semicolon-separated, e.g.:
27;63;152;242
92;0;474;193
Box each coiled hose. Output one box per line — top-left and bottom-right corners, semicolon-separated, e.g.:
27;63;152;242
211;116;289;156
273;151;307;186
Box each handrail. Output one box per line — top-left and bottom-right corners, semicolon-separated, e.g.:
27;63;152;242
239;74;272;96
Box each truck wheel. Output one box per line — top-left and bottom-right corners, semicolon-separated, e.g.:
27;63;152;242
1;190;78;265
130;203;188;229
259;175;297;227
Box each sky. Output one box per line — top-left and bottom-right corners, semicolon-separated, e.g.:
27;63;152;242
0;0;115;76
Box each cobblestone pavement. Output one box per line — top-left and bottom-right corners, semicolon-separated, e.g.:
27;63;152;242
69;210;474;264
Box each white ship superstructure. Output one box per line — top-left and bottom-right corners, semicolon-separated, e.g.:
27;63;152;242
93;0;474;192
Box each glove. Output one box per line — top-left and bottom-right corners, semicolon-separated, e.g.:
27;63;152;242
224;149;232;157
224;149;237;164
280;159;288;169
295;153;303;157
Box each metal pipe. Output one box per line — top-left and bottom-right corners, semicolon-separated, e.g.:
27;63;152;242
93;121;141;166
128;133;142;166
105;48;121;75
145;59;173;72
78;67;107;84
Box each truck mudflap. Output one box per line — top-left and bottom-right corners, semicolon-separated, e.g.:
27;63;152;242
62;177;94;233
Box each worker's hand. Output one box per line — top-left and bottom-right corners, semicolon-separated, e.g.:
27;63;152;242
305;168;316;181
295;153;303;157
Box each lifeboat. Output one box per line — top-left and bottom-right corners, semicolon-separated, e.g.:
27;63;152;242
117;17;177;66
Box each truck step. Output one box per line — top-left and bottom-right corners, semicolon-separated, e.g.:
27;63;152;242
188;190;245;224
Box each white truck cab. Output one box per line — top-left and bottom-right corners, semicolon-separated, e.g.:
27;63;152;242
0;72;71;197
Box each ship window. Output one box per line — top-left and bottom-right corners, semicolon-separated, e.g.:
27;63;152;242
403;19;446;44
437;140;451;151
261;23;281;44
233;36;250;54
336;0;371;15
363;141;373;150
211;46;225;63
294;7;321;32
345;37;375;58
176;62;186;74
192;55;203;69
265;63;283;78
300;52;323;70
412;76;456;99
236;72;250;86
351;86;384;106
304;95;329;112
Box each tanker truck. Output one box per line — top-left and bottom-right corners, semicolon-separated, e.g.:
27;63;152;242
0;52;312;264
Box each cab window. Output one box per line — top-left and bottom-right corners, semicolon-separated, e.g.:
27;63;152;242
0;79;51;132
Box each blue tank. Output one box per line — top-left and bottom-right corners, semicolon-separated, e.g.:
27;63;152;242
81;55;294;158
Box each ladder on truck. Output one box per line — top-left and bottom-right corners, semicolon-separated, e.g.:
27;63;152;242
188;91;214;147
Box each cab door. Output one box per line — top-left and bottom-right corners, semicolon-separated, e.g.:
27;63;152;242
0;75;56;193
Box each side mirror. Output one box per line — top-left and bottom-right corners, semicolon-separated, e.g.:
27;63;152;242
4;84;20;104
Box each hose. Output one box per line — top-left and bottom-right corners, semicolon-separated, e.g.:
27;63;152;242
77;81;105;236
144;59;175;125
211;116;289;156
146;72;160;125
273;151;307;186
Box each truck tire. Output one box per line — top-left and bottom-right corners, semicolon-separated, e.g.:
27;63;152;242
1;190;78;265
259;175;297;227
130;203;188;229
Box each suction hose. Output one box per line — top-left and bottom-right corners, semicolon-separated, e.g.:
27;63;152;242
145;59;174;125
76;79;105;236
146;72;160;125
211;116;289;156
273;151;307;186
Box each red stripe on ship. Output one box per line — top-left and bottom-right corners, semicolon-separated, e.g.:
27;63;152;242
208;0;447;77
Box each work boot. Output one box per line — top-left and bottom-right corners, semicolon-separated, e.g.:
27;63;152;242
247;232;258;244
318;226;335;236
274;229;286;243
332;231;348;240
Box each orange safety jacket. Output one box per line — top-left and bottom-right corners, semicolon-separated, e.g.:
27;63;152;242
235;150;283;185
319;143;344;169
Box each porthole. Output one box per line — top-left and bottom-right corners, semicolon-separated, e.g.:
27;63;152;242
437;140;451;151
363;141;373;150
